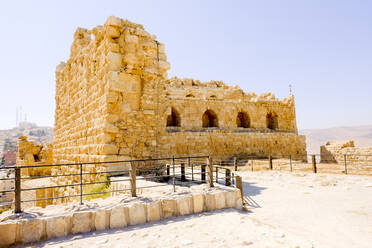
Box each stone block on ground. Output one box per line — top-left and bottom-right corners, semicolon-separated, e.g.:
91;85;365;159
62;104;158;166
17;218;46;244
192;193;204;213
234;188;243;209
0;221;17;247
71;211;95;234
205;192;216;211
225;190;235;208
95;208;111;231
45;215;71;239
214;191;226;209
177;196;193;216
161;198;177;218
146;200;162;222
110;205;128;229
128;203;147;225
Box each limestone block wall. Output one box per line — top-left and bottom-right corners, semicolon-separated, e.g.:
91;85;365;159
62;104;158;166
158;132;306;159
163;77;298;131
52;15;306;165
53;16;170;164
53;26;109;165
320;141;372;164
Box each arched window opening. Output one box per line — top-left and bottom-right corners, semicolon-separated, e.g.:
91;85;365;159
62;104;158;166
186;93;195;98
202;110;218;128
166;108;181;127
266;112;278;130
237;112;250;128
209;95;217;99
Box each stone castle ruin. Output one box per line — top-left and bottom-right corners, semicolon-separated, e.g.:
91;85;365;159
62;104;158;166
13;16;307;206
51;16;306;167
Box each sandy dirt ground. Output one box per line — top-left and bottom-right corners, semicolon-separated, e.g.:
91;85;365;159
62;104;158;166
20;171;372;248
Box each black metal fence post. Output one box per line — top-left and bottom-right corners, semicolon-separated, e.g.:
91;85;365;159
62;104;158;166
289;155;293;172
215;167;218;183
79;163;83;205
14;166;21;213
172;156;176;192
191;162;194;181
225;168;231;186
312;155;317;173
181;163;186;182
269;155;273;170
201;164;206;182
234;157;238;171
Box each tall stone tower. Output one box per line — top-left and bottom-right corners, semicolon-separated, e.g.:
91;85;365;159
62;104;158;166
53;16;170;165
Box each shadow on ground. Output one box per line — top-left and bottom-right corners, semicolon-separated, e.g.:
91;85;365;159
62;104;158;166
242;181;266;209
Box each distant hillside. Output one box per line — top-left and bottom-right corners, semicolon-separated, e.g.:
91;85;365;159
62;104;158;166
299;125;372;154
0;122;53;157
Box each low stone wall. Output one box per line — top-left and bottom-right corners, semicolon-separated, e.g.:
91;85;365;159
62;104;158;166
320;141;372;164
0;187;242;247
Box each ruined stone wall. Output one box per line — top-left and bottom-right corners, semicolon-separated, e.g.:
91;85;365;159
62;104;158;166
320;141;372;163
53;26;108;165
53;16;306;166
17;136;53;176
16;136;57;208
154;78;305;159
53;16;169;166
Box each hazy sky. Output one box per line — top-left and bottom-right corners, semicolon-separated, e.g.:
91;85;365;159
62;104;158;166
0;0;371;130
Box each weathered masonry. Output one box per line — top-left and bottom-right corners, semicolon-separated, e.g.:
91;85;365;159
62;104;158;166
53;16;306;166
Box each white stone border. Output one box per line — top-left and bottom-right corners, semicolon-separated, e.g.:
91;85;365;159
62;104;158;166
0;188;242;247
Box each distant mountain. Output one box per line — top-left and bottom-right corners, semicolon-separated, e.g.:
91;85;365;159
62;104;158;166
0;122;53;157
299;125;372;154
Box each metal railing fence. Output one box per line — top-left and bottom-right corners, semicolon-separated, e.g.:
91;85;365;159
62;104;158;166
211;153;372;175
1;153;371;213
1;155;229;213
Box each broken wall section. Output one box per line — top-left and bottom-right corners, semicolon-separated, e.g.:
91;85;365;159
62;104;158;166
320;141;372;163
156;77;305;159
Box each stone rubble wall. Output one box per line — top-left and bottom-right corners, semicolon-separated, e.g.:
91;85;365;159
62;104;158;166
320;140;372;164
16;136;53;177
0;187;242;247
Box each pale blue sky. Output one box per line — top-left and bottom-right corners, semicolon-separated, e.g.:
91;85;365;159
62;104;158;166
0;0;371;130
